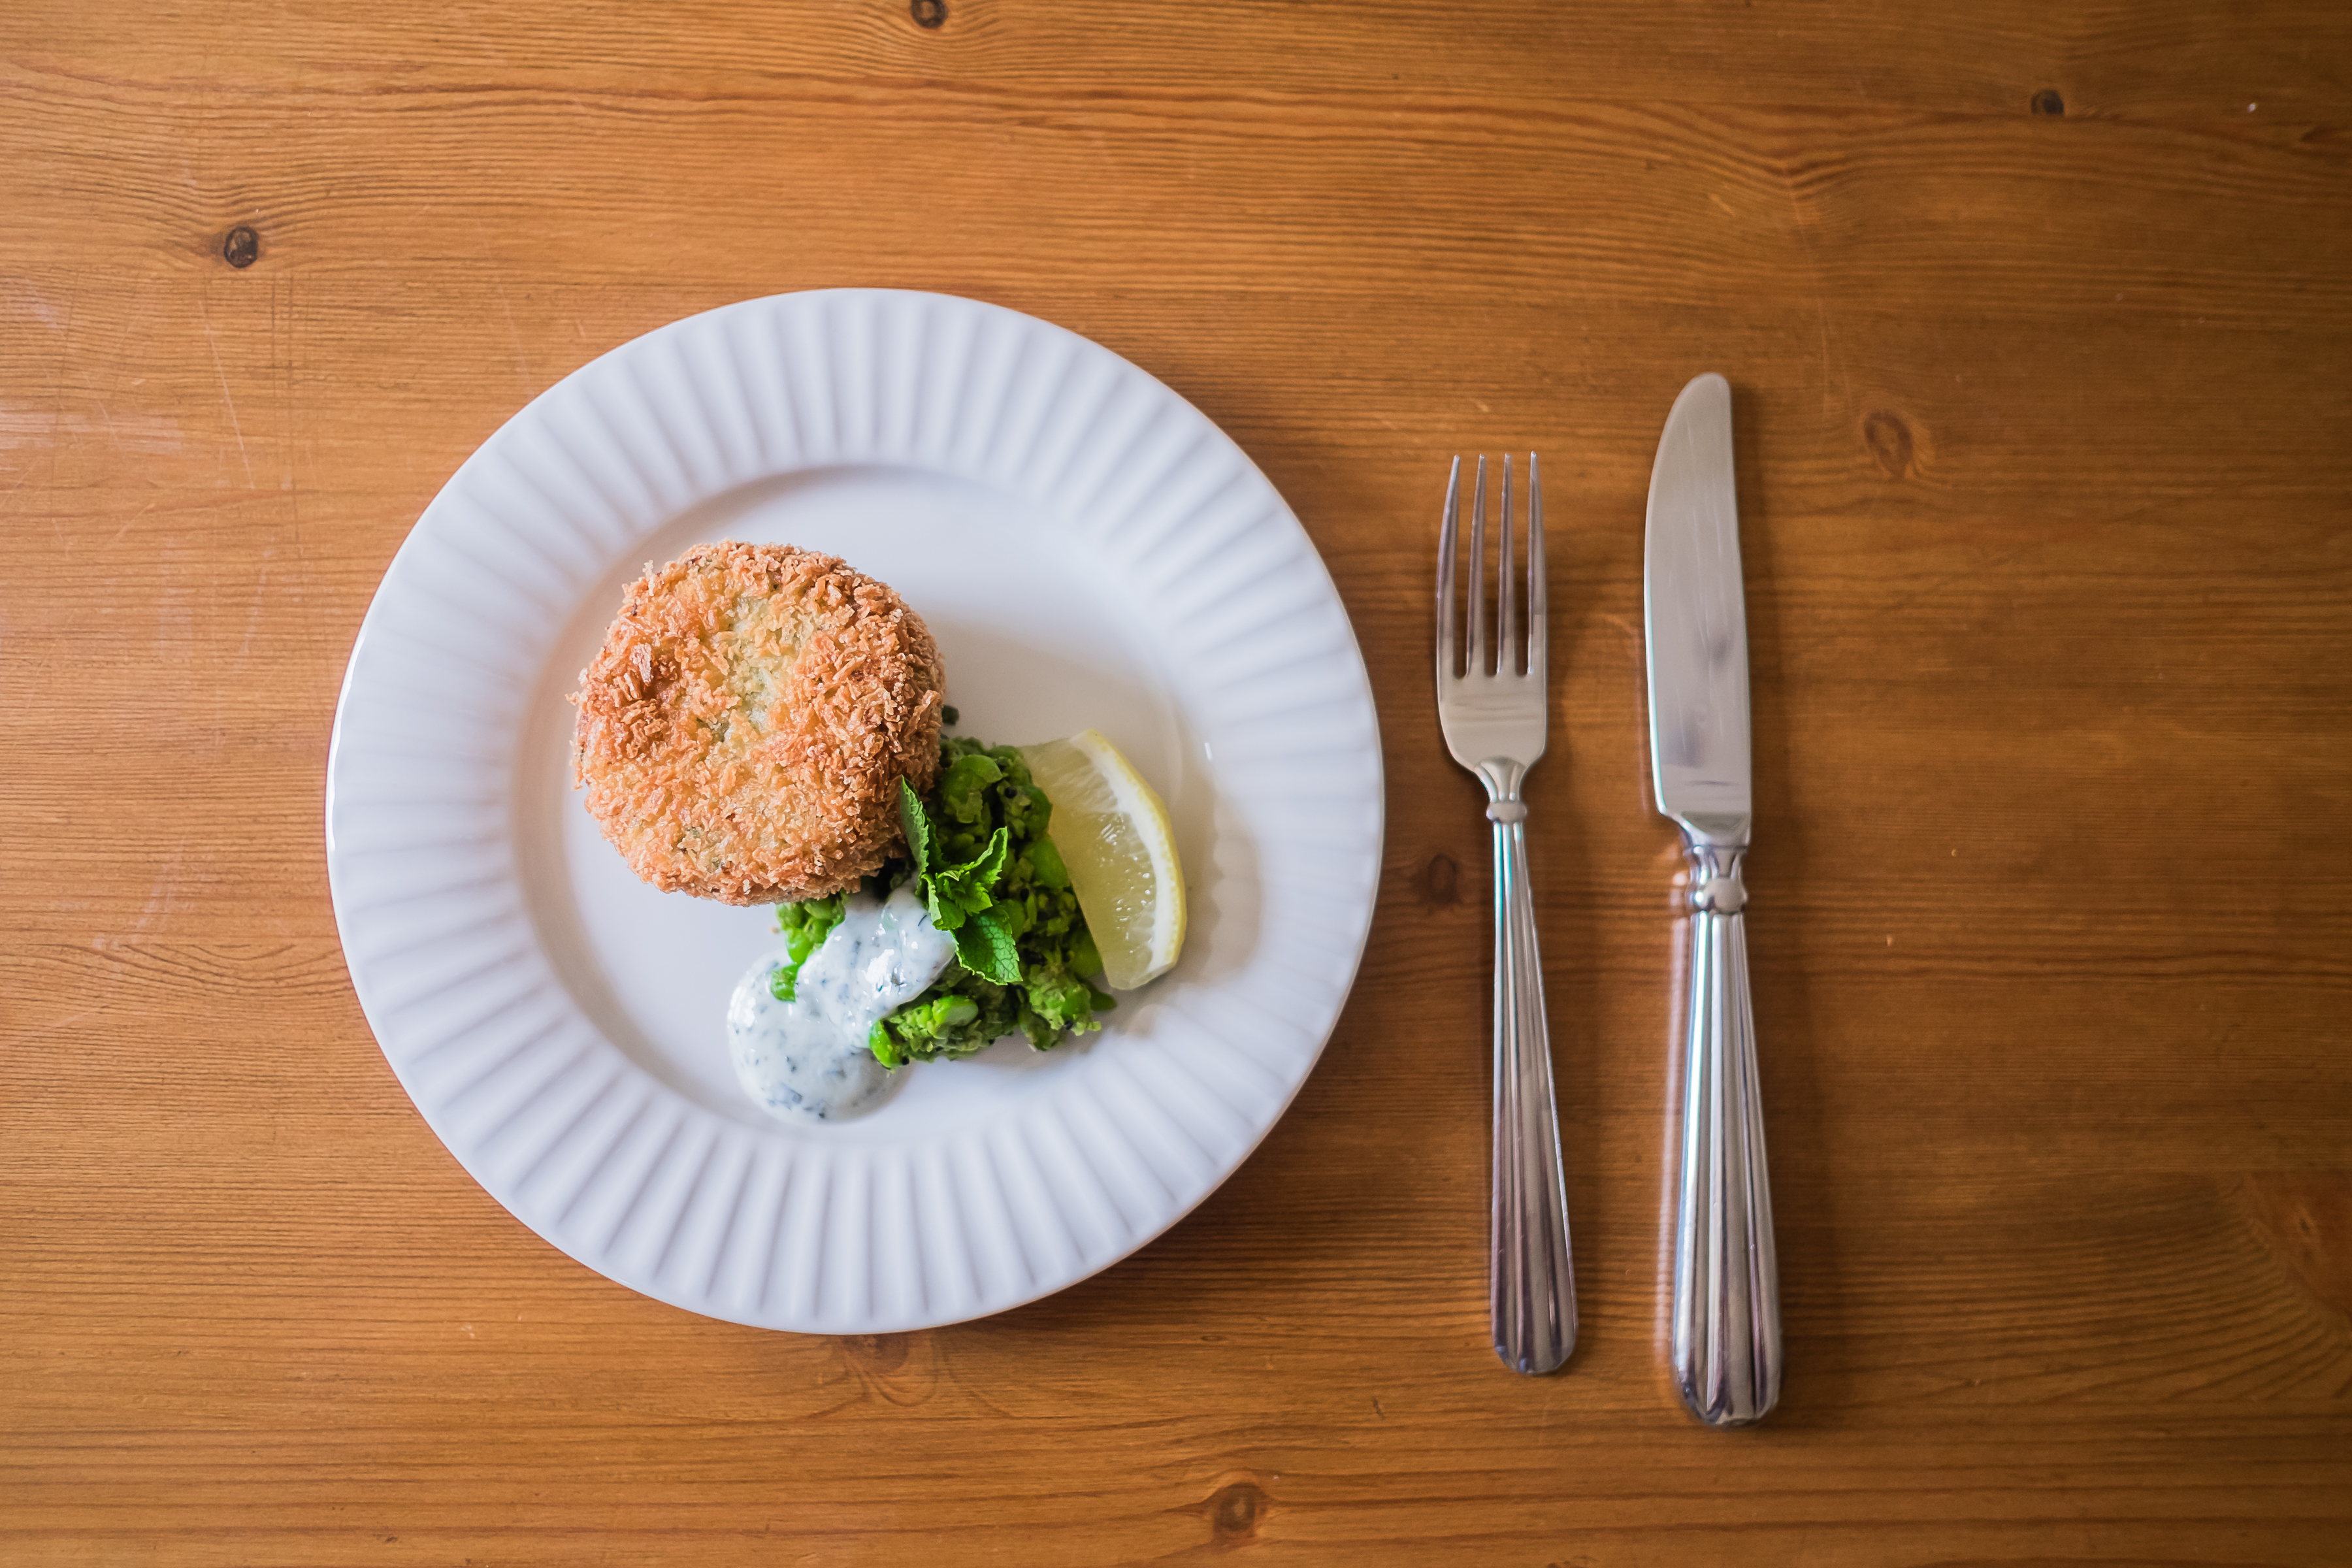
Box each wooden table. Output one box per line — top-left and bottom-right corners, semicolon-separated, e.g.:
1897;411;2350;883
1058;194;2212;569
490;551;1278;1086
6;3;2349;1561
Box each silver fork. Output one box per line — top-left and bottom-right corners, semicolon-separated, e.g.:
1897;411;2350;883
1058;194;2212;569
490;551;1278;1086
1436;453;1577;1375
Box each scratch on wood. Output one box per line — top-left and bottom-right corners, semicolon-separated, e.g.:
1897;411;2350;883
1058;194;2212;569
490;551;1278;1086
200;297;255;486
476;213;535;386
0;998;119;1051
1780;169;1848;414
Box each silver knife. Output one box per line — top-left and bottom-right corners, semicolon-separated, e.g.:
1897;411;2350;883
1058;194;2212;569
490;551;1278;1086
1644;372;1782;1427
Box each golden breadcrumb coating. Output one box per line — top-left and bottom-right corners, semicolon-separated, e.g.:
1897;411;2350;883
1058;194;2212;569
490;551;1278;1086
571;541;945;904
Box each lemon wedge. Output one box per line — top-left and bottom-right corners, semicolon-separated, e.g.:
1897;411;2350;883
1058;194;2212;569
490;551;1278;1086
1019;729;1186;991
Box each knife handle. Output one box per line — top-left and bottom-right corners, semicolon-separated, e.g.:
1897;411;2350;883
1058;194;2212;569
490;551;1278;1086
1671;841;1782;1426
1487;791;1576;1375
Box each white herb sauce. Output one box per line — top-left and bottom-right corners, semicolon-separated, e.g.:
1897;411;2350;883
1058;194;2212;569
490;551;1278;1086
727;881;958;1123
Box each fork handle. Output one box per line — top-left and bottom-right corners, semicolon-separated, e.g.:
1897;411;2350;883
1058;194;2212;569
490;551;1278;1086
1670;842;1782;1426
1484;773;1576;1375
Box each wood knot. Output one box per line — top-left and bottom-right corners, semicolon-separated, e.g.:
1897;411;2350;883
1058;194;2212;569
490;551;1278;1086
1210;1480;1264;1543
2030;88;2065;117
1862;410;1915;479
1411;852;1461;907
839;1333;909;1373
826;1330;936;1406
221;226;259;269
909;0;946;26
2232;1172;2352;1317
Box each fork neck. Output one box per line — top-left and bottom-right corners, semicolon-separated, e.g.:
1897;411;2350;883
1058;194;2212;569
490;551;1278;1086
1474;757;1530;811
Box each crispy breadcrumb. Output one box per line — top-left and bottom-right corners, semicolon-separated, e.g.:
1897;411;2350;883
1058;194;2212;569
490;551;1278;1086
571;541;945;904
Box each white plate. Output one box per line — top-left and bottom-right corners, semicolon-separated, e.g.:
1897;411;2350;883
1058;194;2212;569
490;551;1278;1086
326;289;1383;1332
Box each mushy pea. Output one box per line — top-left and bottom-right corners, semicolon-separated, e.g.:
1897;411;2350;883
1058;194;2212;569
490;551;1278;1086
769;735;1115;1067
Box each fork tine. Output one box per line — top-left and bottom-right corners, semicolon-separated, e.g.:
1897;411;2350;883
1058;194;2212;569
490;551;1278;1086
1437;455;1461;681
1528;452;1546;679
1499;455;1518;676
1469;455;1488;677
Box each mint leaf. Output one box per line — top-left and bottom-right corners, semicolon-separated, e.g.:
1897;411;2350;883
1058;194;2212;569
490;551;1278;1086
953;909;1022;986
898;777;936;882
924;826;1009;931
938;828;1010;908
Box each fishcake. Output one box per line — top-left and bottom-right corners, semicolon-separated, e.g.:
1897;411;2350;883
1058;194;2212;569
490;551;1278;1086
572;541;945;904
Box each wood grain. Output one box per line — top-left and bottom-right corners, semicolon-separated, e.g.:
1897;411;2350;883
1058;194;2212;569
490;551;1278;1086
4;1;2349;1562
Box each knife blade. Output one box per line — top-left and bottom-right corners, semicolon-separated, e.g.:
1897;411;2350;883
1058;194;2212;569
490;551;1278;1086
1646;373;1752;846
1644;372;1782;1428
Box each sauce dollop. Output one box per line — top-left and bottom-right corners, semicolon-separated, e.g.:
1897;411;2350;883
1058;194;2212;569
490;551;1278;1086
726;881;958;1123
